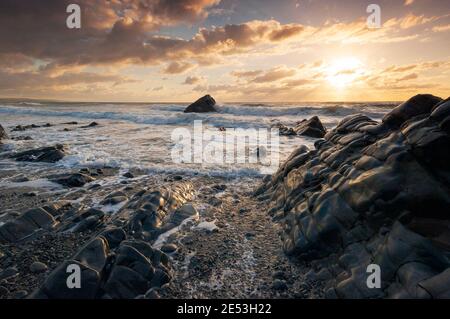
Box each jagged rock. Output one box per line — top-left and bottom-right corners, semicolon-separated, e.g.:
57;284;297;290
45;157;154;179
30;260;102;299
99;228;127;249
383;94;442;128
0;123;8;141
0;207;56;243
127;183;195;240
184;95;217;113
70;209;105;233
11;144;66;163
272;117;327;138
257;94;450;299
272;123;296;136
103;241;171;299
53;173;95;188
294;116;327;138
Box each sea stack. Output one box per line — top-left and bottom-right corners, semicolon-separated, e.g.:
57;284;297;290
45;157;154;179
184;95;217;113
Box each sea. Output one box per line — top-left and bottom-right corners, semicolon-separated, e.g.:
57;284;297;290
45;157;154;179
0;100;395;190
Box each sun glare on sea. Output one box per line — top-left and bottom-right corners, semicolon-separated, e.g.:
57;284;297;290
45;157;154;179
326;57;364;89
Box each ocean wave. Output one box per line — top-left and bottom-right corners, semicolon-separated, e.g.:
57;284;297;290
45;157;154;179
0;101;388;129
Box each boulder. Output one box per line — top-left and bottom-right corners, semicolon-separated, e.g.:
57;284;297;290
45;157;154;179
30;262;48;274
257;93;450;299
11;144;66;163
53;173;95;188
0;124;8;141
184;95;217;113
0;207;56;243
293;116;327;138
383;94;442;128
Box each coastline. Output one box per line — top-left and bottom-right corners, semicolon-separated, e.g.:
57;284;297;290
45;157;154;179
1;94;449;299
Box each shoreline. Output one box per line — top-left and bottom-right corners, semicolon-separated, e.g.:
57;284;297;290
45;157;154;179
1;93;449;299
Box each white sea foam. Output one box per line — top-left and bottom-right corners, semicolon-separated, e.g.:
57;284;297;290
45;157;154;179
0;178;63;190
0;101;391;180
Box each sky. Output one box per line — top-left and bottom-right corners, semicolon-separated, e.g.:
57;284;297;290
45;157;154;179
0;0;449;102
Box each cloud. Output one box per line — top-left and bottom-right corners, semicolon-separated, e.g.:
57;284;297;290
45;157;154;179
404;0;415;6
432;24;450;32
398;73;419;81
231;70;263;78
0;69;133;93
183;75;204;85
251;66;296;83
163;62;195;74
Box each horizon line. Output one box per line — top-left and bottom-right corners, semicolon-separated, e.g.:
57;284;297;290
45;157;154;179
0;97;403;105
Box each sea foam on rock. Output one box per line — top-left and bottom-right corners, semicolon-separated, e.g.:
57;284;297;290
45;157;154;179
11;144;66;163
256;94;450;299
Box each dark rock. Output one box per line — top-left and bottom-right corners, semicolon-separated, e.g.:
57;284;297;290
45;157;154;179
0;286;8;296
161;243;178;253
33;260;101;299
11;144;66;163
123;172;134;178
71;214;104;232
128;183;195;240
212;184;227;191
272;123;296;136
0;267;18;281
12;290;28;299
144;288;160;299
149;268;171;288
30;262;48;274
53;173;95;188
257;93;450;299
272;279;288;290
82;122;99;128
184;95;217;113
0;207;56;243
0;123;8;141
14;135;33;141
99;228;126;249
383;94;442;128
103;241;171;299
24;192;37;197
293;116;327;138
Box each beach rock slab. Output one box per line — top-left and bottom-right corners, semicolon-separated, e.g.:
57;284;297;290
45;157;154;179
11;144;66;163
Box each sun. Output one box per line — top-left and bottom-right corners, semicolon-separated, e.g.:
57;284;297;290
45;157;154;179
326;57;364;89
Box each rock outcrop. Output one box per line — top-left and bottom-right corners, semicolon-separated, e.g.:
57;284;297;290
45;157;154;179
0;124;8;141
273;116;327;138
30;232;172;299
0;202;72;243
293;116;327;138
184;95;217;113
256;94;450;299
11;144;66;163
